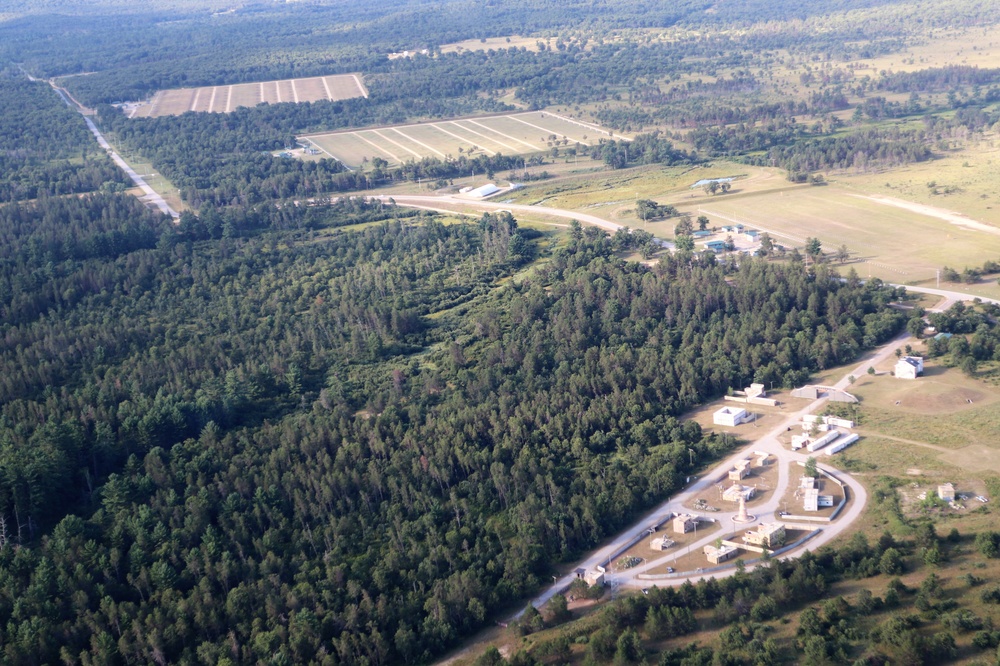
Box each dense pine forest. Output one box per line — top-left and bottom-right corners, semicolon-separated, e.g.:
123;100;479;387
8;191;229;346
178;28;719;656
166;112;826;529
0;188;906;662
0;75;128;202
6;0;1000;662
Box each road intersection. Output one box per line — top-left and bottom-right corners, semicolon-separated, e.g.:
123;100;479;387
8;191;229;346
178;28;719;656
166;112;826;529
374;191;991;614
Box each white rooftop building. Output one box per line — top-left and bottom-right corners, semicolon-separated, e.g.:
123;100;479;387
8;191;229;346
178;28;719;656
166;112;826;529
713;406;748;427
467;183;501;199
895;356;924;379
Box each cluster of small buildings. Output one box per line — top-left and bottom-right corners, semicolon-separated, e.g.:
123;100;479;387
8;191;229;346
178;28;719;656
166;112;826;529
800;476;835;512
699;223;763;254
791;414;859;455
703;522;788;564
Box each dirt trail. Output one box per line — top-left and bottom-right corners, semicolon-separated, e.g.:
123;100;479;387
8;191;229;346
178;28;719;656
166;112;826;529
853;194;1000;236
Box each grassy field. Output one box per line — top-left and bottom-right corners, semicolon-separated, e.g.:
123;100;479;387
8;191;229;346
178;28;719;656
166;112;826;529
300;111;622;168
850;363;1000;467
681;181;1000;285
438;35;550;54
129;74;367;118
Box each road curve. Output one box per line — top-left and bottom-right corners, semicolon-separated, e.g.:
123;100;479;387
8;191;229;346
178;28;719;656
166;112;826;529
379;194;674;248
515;331;918;617
890;284;1000;308
517;285;995;613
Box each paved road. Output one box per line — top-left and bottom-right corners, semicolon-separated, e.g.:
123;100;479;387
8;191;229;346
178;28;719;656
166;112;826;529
380;194;674;248
515;284;992;612
79;115;179;219
890;284;1000;308
519;331;911;613
44;76;179;220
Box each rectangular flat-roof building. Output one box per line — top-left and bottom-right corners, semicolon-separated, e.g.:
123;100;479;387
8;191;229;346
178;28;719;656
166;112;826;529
895;356;924;379
704;544;740;565
713;406;747;427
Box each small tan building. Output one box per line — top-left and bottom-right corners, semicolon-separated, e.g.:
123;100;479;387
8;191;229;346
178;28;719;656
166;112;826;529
672;514;699;534
938;483;956;502
650;536;675;551
704;544;740;565
744;523;786;549
728;460;751;482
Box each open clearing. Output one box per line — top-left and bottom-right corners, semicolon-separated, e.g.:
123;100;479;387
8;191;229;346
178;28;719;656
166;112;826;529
686;183;1000;284
299;111;624;168
129;74;367;118
847;351;1000;472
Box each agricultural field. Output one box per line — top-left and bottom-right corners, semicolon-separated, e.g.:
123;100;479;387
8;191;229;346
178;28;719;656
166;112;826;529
299;111;623;168
128;74;367;118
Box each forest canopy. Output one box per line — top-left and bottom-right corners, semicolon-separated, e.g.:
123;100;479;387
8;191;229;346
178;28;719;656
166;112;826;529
0;192;905;663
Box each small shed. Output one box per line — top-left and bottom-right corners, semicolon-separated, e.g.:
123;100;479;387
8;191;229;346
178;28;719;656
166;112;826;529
895;356;924;379
672;514;699;534
938;483;956;502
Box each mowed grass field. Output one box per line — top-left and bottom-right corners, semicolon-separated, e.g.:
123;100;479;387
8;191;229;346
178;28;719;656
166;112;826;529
685;183;1000;284
130;74;367;118
299;111;622;168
